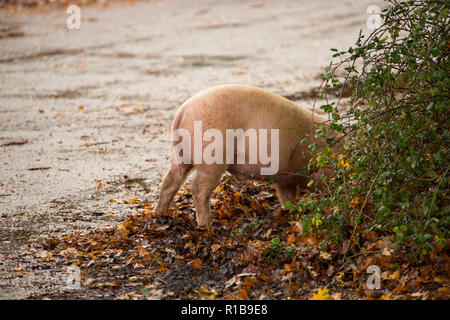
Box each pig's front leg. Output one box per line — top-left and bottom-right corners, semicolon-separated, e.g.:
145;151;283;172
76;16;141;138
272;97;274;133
192;164;228;226
275;183;298;208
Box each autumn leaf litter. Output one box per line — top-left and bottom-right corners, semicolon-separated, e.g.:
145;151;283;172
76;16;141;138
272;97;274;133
19;177;450;300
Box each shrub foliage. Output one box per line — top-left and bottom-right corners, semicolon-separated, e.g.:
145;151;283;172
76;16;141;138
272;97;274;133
291;0;449;263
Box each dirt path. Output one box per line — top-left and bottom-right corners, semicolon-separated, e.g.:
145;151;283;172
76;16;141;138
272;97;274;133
0;0;383;299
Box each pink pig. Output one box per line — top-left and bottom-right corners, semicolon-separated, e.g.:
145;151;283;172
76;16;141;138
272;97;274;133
154;84;332;226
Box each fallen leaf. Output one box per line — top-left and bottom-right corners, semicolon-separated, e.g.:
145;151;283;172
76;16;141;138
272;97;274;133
350;196;360;207
311;288;329;300
129;197;138;204
252;1;266;8
320;251;332;260
192;258;202;270
380;292;392;300
330;292;342;300
138;247;150;258
236;287;248;299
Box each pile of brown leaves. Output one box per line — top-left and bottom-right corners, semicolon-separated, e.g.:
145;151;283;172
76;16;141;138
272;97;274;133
26;178;449;299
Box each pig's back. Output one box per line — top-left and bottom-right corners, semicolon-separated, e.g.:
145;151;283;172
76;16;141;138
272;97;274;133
176;84;326;133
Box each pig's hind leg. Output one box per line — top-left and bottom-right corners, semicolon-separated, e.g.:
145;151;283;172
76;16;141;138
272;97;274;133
154;162;193;214
192;164;228;226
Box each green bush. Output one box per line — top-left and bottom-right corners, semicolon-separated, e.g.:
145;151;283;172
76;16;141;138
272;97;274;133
293;0;449;263
264;237;295;261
